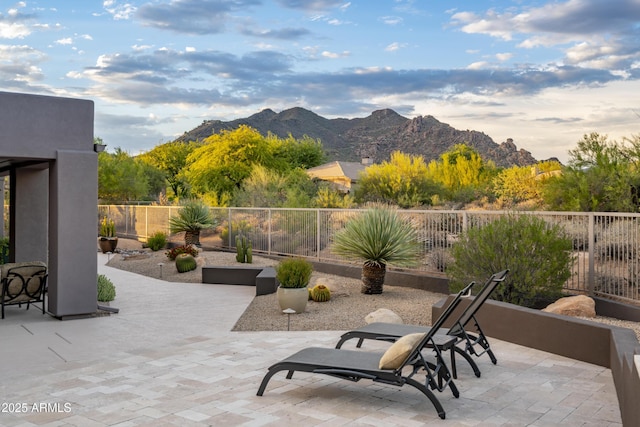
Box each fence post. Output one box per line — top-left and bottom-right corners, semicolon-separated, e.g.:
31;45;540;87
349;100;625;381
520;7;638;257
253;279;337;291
317;209;321;260
588;213;595;295
268;208;272;255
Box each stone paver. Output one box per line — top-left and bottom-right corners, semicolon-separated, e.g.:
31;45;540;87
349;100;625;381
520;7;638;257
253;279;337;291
0;253;622;426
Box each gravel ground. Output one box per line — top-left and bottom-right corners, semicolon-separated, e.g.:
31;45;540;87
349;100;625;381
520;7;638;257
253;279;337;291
106;239;640;338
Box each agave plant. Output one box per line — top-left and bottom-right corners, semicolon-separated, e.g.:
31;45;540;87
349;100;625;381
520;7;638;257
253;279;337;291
169;199;216;246
331;208;420;294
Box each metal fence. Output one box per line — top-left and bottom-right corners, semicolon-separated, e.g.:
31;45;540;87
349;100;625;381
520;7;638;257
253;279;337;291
99;205;640;304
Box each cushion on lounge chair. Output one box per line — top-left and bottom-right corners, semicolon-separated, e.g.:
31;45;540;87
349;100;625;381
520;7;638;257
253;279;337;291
378;332;426;369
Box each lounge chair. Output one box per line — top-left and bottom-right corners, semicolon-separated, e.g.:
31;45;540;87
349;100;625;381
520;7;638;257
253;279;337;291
1;261;48;319
257;282;475;420
335;270;509;379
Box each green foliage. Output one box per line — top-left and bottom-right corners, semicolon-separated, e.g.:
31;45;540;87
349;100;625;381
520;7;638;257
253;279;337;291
181;126;326;202
447;214;574;308
276;258;313;288
183;126;277;198
0;237;9;264
330;208;421;268
169;199;215;234
355;151;442;208
542;133;640;212
235;234;253;263
99;217;116;237
426;144;497;203
98;147;161;202
310;284;331;302
492;163;562;208
146;231;168;251
175;253;197;273
139;140;200;200
166;244;199;261
313;185;354;208
97;274;116;302
270;133;326;170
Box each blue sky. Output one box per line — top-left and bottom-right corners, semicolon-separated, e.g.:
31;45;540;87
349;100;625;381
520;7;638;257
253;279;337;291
2;0;639;162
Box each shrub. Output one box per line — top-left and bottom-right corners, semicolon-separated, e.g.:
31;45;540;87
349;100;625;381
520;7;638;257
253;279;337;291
447;213;574;309
276;258;313;288
166;244;199;261
147;231;168;251
97;274;116;302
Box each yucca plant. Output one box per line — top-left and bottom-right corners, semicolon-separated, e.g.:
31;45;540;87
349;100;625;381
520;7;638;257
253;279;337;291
331;208;421;294
169;199;215;247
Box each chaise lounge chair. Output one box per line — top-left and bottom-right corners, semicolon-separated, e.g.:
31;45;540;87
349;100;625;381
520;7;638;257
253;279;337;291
335;269;509;379
257;282;475;420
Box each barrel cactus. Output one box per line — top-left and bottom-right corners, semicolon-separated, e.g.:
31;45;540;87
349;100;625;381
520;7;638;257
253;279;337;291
311;284;331;302
175;253;197;273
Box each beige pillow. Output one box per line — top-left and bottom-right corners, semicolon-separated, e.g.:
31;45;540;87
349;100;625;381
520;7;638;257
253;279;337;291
378;333;426;370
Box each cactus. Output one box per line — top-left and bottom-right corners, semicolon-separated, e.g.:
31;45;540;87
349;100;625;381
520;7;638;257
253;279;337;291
235;234;253;263
246;241;253;263
175;253;197;273
311;284;331;302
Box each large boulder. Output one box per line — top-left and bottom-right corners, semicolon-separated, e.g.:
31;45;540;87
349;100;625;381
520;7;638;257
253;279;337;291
542;295;596;318
365;308;403;324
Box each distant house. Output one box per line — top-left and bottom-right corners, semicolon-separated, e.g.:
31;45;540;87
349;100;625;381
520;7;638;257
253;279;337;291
306;159;371;193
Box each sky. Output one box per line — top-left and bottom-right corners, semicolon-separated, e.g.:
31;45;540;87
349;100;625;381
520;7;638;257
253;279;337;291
2;0;640;163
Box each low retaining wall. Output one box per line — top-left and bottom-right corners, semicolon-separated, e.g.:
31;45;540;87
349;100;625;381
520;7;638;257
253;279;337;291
202;266;278;296
432;297;640;426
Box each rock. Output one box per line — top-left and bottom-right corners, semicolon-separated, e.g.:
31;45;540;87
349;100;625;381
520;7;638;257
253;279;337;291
542;295;596;318
365;308;403;324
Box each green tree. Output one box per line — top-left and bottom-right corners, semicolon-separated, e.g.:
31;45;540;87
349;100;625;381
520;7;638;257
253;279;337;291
493;161;561;208
139;141;200;199
426;144;496;203
354;151;442;208
542;133;639;212
233;166;316;208
98;148;154;202
271;134;326;170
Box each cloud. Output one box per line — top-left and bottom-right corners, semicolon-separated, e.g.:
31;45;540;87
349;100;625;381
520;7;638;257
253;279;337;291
450;0;640;71
380;16;403;25
136;0;261;35
103;0;137;20
0;44;46;85
385;42;408;52
275;0;345;12
240;27;310;40
321;50;350;58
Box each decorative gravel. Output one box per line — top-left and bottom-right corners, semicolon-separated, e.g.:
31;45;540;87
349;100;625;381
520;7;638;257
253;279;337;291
107;239;640;338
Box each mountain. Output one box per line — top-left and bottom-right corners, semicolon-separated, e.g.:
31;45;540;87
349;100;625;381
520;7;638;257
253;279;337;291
176;107;540;167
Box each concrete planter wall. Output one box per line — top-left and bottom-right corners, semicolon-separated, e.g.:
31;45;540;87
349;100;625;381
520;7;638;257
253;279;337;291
432;296;640;426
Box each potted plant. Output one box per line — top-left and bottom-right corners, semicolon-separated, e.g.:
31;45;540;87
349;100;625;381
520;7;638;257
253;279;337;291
330;207;420;294
275;258;313;313
98;216;118;253
169;199;215;247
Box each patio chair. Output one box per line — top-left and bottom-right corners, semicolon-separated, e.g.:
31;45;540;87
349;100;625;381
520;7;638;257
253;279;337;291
335;269;509;379
257;281;475;420
1;261;48;319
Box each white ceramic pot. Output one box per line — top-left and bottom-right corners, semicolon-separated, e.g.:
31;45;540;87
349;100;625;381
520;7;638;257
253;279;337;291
276;286;308;313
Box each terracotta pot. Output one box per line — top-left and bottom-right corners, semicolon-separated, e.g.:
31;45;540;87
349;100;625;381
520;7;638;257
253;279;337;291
277;286;308;313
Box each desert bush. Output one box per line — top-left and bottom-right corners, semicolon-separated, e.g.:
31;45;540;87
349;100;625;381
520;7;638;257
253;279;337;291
276;258;313;288
166;244;199;261
147;231;168;251
447;213;574;309
97;274;116;302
